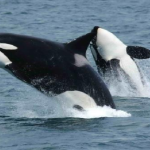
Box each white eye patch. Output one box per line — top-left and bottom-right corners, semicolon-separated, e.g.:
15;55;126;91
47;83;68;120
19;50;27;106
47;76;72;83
0;43;18;50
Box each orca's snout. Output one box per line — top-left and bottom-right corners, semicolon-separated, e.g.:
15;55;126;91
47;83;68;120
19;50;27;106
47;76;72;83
91;26;100;33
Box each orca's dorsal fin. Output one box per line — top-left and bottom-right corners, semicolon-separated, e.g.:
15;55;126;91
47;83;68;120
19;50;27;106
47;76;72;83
127;46;150;59
66;27;99;56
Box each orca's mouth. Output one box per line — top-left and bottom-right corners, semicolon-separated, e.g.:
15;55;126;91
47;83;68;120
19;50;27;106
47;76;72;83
90;36;99;61
90;26;100;51
90;36;97;48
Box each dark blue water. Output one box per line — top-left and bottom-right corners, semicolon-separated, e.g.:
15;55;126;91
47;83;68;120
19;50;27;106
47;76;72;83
1;0;150;149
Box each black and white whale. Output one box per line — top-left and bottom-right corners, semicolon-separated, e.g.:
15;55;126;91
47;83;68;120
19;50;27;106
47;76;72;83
90;27;150;94
0;28;115;109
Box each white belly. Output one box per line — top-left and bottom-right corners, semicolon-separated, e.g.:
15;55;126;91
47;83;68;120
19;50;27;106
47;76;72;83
119;55;144;93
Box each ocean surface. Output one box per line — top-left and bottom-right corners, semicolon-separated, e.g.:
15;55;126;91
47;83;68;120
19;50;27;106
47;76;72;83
0;0;150;149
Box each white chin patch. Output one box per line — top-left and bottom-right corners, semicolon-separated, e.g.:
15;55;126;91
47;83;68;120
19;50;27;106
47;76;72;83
0;43;18;50
96;28;127;61
74;54;88;67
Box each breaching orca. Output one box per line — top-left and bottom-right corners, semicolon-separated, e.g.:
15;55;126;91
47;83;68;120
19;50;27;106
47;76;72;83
90;26;150;94
0;28;115;109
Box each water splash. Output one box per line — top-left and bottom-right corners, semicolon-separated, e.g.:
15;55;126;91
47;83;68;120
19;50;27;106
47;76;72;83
11;91;131;119
67;106;131;118
87;47;150;98
103;59;150;98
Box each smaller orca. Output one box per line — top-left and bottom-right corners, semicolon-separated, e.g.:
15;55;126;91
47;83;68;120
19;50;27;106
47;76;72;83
0;28;116;109
90;26;150;94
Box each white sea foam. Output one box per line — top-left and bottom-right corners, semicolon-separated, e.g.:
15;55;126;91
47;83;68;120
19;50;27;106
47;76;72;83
13;102;131;119
12;91;131;119
66;106;131;118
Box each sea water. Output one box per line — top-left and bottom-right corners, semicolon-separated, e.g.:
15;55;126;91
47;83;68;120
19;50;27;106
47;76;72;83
0;0;150;149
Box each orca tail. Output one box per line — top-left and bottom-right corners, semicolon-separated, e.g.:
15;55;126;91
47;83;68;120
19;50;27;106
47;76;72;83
127;46;150;59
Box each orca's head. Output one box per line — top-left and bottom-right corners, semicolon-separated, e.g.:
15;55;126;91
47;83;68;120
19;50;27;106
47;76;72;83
91;26;150;61
91;26;122;49
90;26;127;61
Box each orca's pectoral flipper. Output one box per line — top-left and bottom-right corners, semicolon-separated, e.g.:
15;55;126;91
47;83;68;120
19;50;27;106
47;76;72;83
127;46;150;59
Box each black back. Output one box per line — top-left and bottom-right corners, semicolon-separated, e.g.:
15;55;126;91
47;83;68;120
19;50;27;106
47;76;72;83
0;30;115;108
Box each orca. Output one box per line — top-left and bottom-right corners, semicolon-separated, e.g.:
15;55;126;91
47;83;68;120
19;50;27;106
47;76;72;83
0;28;115;109
90;26;150;94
